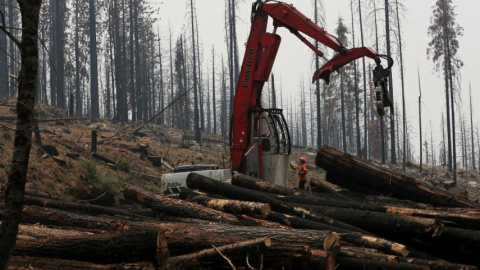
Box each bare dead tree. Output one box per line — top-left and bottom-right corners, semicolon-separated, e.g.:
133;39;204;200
0;0;42;268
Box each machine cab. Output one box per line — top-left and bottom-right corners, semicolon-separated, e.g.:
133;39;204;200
245;109;291;186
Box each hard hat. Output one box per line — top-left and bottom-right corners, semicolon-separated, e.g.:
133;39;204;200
299;157;306;162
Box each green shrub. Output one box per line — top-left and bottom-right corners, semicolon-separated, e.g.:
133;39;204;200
79;160;98;182
115;158;130;172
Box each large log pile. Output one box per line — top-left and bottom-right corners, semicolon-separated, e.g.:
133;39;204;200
2;145;480;269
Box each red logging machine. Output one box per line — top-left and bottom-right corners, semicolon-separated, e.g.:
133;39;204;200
230;0;394;186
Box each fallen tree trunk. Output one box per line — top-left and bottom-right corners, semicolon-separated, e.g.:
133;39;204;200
271;191;480;229
167;237;271;268
265;212;341;254
315;146;480;208
186;173;368;233
22;195;149;219
13;230;166;264
384;205;480;229
9;257;154;270
231;173;297;195
339;233;410;257
306;205;443;240
338;248;478;270
124;185;257;226
179;188;271;216
291;249;336;270
19;205;335;254
336;257;429;270
232;173;351;202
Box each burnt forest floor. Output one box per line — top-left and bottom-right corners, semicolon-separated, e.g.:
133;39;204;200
0;105;479;204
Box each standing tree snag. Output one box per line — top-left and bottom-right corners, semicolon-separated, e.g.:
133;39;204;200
0;0;42;269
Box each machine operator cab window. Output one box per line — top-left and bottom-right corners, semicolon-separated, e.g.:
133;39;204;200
254;109;291;156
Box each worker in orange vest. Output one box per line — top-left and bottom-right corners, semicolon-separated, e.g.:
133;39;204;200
297;157;308;189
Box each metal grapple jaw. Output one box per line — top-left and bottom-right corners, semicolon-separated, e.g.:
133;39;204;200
373;55;394;116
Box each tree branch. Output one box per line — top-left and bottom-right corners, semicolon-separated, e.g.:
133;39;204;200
0;11;21;47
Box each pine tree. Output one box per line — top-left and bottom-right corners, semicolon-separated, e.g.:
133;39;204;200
427;0;463;183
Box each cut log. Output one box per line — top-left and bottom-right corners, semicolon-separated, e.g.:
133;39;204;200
13;230;165;264
315;146;480;208
186;173;368;233
167;237;271;267
16;224;96;239
339;233;410;257
92;152;116;165
179;188;271;216
336;257;429;270
306;205;444;239
384;205;480;229
9;256;155;270
232;173;296;195
123;185;257;226
339;248;478;270
66;152;80;159
310;176;348;193
266;211;346;236
22;194;150;219
19;206;335;255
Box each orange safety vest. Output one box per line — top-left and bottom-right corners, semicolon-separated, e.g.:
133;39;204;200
297;164;307;181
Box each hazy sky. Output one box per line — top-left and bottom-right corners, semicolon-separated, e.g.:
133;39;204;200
157;0;480;157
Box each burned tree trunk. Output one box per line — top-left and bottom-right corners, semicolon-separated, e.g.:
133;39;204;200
179;188;271;216
123;185;256;226
315;146;479;208
13;231;165;263
167;237;271;268
18;206;335;254
0;1;43;268
9;257;155;270
187;173;367;233
338;248;477;270
307;205;443;240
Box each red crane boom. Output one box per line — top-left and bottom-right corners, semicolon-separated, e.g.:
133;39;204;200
230;1;392;183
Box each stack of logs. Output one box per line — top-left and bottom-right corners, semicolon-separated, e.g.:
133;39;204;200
2;146;480;269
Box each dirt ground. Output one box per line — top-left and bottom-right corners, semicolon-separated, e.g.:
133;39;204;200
1;105;479;203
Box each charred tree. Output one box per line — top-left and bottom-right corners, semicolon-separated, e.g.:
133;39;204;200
89;0;99;120
0;1;42;268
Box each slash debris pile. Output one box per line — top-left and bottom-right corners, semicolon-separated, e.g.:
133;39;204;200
2;146;480;269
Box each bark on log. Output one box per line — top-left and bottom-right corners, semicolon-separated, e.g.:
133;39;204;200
291;249;336;270
179;188;271;216
339;233;410;257
16;224;96;239
306;205;444;239
22;195;149;219
92;152;116;165
13;230;165;264
186;173;368;233
315;146;480;208
310;177;348;193
266;211;343;239
339;248;478;270
9;256;155;270
272;191;480;229
336;257;429;270
232;173;297;195
123;185;257;226
167;237;271;267
19;205;334;255
384;205;480;229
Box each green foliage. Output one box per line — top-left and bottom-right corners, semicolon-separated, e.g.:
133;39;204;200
115;158;130;172
79;160;97;182
79;160;128;193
